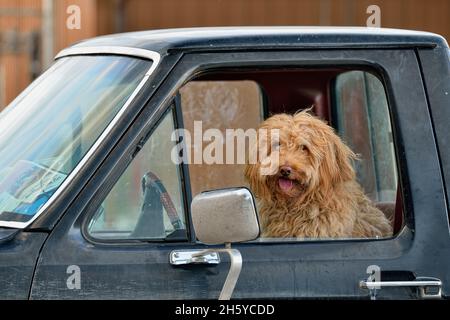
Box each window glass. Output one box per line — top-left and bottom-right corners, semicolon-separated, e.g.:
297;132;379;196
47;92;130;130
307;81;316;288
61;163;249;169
87;109;187;241
334;71;397;203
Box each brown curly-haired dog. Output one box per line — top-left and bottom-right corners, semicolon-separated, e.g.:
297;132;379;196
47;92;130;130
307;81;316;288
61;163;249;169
245;111;392;239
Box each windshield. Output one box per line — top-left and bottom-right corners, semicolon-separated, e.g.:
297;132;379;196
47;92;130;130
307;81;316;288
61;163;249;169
0;55;151;227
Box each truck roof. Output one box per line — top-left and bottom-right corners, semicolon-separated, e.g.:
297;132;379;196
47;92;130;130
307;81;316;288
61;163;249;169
63;27;449;56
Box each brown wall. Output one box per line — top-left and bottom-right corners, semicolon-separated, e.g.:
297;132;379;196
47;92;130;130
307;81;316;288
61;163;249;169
122;0;450;41
53;0;98;53
1;0;450;109
0;0;119;109
53;0;122;53
0;0;41;107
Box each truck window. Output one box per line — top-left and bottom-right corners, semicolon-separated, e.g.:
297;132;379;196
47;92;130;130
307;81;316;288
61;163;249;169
85;67;403;242
180;68;402;240
86;108;187;241
334;71;397;204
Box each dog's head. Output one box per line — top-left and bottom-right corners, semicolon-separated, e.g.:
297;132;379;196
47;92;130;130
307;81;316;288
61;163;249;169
245;110;357;202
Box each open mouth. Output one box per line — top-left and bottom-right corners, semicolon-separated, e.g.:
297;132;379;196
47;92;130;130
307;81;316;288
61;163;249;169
278;178;300;193
278;177;295;192
277;177;307;195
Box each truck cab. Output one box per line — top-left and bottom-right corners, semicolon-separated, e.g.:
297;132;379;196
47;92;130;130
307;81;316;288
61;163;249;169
0;27;449;299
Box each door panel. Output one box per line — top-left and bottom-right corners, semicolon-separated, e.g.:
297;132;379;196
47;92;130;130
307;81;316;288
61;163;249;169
31;49;449;299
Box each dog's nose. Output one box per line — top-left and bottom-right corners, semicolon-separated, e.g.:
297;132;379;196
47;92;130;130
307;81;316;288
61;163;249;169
280;166;292;177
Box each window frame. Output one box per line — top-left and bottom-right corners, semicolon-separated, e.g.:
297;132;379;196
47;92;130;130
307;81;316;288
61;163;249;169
180;65;403;243
76;48;442;255
82;100;192;244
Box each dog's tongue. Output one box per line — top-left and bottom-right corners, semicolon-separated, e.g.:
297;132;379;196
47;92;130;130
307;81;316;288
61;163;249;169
278;178;293;191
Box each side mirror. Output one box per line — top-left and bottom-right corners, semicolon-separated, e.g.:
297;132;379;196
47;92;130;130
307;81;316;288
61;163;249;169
170;187;260;300
191;187;260;245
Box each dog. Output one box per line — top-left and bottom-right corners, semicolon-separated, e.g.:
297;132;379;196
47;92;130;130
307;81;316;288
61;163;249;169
244;111;393;239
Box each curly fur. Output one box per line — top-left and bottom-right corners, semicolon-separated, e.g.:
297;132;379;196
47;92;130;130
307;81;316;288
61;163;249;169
245;111;392;239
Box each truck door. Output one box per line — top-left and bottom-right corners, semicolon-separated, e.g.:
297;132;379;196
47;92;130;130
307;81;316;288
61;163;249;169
31;49;449;299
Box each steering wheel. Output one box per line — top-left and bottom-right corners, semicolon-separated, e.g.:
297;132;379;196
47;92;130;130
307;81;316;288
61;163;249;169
131;171;184;239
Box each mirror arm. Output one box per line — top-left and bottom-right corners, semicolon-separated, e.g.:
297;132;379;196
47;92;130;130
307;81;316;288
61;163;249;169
193;243;243;300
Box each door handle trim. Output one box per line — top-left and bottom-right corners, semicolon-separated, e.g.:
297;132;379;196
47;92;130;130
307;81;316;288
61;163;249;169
359;277;442;299
170;249;220;265
169;247;243;300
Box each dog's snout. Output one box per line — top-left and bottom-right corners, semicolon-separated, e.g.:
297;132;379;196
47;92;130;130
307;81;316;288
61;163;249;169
280;166;292;177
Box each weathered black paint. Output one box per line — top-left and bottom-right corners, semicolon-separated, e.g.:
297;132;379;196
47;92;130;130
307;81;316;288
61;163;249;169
0;231;47;299
417;48;450;226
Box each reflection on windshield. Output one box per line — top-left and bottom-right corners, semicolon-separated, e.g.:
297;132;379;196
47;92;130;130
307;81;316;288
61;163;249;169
0;55;150;225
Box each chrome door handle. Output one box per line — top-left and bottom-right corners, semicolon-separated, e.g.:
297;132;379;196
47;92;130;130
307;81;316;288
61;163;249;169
169;247;243;300
359;277;442;299
170;249;220;265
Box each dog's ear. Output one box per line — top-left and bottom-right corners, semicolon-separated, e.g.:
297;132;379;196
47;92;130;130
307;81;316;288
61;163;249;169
244;161;271;201
244;123;277;201
244;162;259;195
319;129;356;188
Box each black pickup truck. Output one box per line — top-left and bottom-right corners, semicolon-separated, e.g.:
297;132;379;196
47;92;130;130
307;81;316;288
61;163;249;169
0;27;449;300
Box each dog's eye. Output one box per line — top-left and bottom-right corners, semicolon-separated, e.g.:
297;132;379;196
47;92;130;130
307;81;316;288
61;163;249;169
299;144;309;152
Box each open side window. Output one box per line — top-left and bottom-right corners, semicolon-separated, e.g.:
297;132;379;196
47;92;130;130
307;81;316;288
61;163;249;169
178;67;403;240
